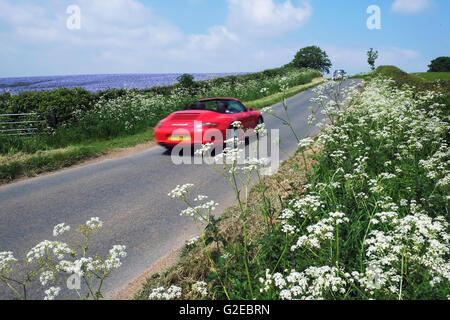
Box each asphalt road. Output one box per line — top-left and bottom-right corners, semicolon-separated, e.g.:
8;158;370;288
0;79;360;300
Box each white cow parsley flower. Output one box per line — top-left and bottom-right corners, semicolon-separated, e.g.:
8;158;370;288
53;223;70;237
44;286;61;300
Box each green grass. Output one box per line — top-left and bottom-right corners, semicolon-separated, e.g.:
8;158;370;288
349;70;376;80
351;66;450;97
351;66;425;86
244;77;326;109
0;130;154;183
352;67;450;84
412;72;450;82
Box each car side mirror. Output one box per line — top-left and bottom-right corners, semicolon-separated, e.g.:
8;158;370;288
247;107;254;112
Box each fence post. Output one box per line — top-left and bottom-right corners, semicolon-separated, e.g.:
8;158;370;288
50;109;58;128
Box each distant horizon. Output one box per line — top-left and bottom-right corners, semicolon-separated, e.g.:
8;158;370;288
0;67;434;81
0;71;251;95
0;71;250;80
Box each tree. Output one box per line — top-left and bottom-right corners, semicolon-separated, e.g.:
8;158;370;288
428;57;450;72
291;46;332;74
176;73;195;87
367;48;379;71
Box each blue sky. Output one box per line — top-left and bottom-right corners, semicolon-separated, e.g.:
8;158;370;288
0;0;448;77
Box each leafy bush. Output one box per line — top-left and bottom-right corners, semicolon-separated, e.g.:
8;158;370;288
291;46;332;74
428;57;450;72
367;48;379;70
176;74;195;88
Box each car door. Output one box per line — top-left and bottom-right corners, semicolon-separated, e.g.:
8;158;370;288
227;100;252;130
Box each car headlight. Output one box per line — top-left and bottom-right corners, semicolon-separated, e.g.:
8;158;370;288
157;122;164;127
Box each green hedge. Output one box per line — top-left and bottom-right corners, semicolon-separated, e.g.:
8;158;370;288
0;66;300;119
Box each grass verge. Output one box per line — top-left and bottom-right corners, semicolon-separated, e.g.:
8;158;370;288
0;130;154;184
244;77;326;109
134;71;449;300
412;72;450;82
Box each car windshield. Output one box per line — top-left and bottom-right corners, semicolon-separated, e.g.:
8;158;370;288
185;100;223;112
186;99;245;114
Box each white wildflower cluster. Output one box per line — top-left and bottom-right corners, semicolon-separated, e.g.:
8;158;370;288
168;183;194;199
419;143;450;188
1;217;127;301
261;106;275;115
242;158;270;174
39;271;55;286
278;209;298;235
221;252;231;260
255;123;267;137
261;77;449;300
194;143;214;156
192;281;208;297
86;217;103;230
186;236;200;247
149;285;182;300
260;266;350;300
53;223;70;237
59;257;98;276
195;132;270;177
291;212;349;251
298;137;314;149
277;195;325;235
214;139;245;168
170;184;219;223
223;144;245;163
259;269;283;293
26;240;74;263
290;195;325;215
180;200;219;221
44;286;61;300
194;121;270;180
57;245;127;277
360;212;450;295
311;80;360;124
104;245;127;271
0;251;17;274
230;121;243;129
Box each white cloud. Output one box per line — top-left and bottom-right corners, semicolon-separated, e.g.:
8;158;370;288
391;0;431;14
187;25;239;52
0;0;253;75
0;0;184;48
225;0;312;37
378;47;420;63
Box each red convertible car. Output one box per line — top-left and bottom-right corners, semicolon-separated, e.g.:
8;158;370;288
155;97;263;149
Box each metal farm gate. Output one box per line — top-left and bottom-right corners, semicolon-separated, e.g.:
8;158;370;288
0;112;46;136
